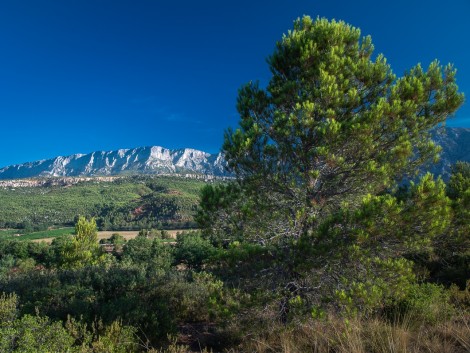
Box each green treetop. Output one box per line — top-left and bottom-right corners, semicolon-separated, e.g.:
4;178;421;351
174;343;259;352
60;216;101;269
222;16;464;242
74;215;98;245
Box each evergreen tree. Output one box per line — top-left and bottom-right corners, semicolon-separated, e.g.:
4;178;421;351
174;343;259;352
219;16;463;242
199;16;464;321
60;216;101;269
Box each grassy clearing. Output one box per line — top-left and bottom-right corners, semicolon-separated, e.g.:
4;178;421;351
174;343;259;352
19;227;75;240
0;227;75;241
1;228;191;243
0;229;21;237
95;229;182;240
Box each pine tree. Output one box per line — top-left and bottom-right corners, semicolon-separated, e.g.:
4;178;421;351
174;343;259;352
61;216;101;269
220;16;464;242
199;16;464;320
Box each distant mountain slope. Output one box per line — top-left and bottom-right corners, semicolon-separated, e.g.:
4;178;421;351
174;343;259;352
430;127;470;178
0;147;229;180
0;127;468;180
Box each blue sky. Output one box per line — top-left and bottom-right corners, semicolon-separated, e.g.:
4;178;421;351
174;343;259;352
0;0;469;167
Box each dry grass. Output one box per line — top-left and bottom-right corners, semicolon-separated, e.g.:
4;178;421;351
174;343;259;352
97;229;190;240
32;229;190;243
234;313;470;353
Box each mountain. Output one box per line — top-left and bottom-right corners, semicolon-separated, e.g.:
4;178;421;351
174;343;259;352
429;126;470;179
0;146;229;180
0;127;468;180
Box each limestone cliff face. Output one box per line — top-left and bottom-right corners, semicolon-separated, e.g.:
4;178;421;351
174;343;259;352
0;147;229;180
0;127;468;180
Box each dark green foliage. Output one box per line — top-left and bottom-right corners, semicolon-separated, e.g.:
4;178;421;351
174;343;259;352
390;283;453;325
0;263;172;342
255;174;450;317
0;226;241;349
447;161;470;200
101;233;126;252
0;293;140;353
196;183;242;229
174;231;216;270
196;183;251;244
158;271;227;323
122;236;174;274
0;293;68;352
422;162;470;288
0;239;49;265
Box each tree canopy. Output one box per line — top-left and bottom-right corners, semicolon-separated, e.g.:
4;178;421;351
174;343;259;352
59;216;101;269
220;16;464;242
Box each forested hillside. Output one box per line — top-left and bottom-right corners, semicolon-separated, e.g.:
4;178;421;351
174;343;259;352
0;176;205;230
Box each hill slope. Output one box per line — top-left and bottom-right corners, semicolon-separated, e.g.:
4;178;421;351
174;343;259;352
430;127;470;178
0;176;206;230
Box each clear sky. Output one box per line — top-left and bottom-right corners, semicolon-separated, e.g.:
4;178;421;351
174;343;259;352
0;0;469;167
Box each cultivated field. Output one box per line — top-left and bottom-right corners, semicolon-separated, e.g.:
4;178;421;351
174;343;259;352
31;229;189;243
0;227;191;243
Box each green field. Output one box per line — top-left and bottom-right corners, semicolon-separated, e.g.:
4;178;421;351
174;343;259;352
0;227;74;241
0;229;20;237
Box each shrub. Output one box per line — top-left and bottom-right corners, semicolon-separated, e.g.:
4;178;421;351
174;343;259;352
174;232;216;270
392;283;454;325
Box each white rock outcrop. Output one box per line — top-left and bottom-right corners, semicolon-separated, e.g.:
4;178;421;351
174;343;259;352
0;146;230;180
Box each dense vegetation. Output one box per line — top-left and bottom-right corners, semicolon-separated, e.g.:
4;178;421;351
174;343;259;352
0;17;468;352
0;176;205;231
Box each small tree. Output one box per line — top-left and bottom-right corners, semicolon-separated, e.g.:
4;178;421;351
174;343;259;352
174;231;216;270
61;216;101;269
74;215;98;245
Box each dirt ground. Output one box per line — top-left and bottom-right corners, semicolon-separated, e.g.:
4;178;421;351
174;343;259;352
32;229;191;243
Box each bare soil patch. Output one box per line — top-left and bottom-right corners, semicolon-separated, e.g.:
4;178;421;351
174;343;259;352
32;229;190;243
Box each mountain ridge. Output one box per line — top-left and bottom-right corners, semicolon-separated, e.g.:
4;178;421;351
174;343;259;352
0;127;468;180
0;146;229;180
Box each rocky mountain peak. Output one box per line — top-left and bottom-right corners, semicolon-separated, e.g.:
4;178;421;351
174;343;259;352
0;146;230;180
0;127;468;180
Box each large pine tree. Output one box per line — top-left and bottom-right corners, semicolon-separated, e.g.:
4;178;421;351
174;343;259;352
219;16;464;242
